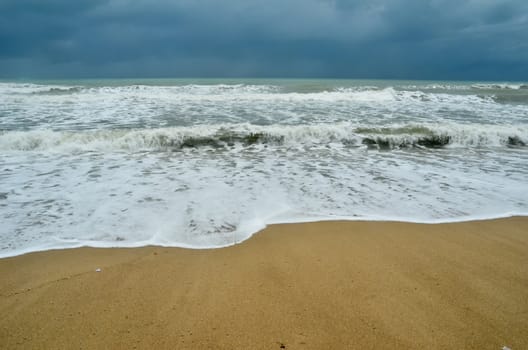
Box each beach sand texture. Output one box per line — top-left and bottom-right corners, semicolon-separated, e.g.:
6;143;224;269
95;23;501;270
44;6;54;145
1;218;527;349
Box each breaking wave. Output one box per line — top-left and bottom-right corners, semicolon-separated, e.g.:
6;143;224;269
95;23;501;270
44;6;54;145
1;123;526;152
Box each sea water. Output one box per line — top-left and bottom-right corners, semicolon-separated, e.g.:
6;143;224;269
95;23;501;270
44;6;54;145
1;79;527;257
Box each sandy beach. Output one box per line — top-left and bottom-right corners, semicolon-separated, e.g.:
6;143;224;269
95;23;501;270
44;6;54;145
1;217;527;349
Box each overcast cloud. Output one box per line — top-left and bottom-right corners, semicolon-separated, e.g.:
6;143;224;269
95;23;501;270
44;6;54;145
0;0;527;80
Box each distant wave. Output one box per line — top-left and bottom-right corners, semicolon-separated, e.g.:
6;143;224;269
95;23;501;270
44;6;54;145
400;83;528;91
0;82;505;98
1;123;526;152
4;82;527;109
0;83;282;96
33;87;83;95
2;81;527;95
471;83;528;90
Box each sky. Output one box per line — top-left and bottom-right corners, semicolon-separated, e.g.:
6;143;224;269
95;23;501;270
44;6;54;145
0;0;527;80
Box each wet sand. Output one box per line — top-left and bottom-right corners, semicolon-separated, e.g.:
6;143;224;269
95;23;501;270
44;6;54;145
1;217;527;349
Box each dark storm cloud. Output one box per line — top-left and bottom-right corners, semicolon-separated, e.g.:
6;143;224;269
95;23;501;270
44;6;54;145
0;0;527;80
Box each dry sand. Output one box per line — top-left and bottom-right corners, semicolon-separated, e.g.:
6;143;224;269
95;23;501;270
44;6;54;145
1;217;527;349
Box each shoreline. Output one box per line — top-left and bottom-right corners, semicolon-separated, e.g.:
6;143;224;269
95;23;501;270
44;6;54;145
2;213;527;259
1;217;527;349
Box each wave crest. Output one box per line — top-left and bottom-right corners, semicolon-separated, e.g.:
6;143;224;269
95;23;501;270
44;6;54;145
1;123;526;152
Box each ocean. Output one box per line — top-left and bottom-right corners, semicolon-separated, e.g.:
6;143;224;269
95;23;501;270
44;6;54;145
1;79;527;257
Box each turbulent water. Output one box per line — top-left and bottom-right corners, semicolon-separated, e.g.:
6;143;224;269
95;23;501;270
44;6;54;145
1;79;527;257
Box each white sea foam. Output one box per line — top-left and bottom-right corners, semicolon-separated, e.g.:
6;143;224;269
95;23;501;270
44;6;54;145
1;137;527;258
2;82;527;133
1;80;527;258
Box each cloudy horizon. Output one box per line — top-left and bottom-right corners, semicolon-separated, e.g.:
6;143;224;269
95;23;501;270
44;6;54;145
1;0;527;81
